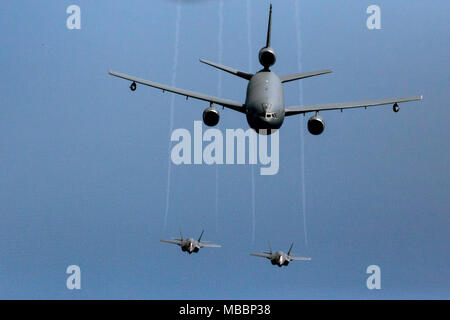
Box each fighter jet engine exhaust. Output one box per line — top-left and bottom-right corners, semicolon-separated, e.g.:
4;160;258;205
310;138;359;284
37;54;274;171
307;113;325;135
202;106;220;127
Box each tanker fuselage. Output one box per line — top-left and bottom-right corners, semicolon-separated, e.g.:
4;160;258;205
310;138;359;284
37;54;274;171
245;70;285;133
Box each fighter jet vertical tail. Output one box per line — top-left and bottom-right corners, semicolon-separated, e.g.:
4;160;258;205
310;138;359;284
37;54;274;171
263;241;273;255
259;4;277;69
198;230;204;242
288;243;294;256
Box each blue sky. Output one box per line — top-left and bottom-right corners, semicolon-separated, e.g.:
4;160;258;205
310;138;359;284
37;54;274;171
0;0;448;299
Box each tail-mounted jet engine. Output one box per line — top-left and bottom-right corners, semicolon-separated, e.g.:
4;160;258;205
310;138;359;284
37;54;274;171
259;47;277;68
202;105;220;127
307;113;325;135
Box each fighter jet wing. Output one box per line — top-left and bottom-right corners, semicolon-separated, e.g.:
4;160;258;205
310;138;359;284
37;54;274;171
199;242;221;248
285;95;423;116
160;239;182;245
109;70;246;113
250;253;272;259
289;256;312;261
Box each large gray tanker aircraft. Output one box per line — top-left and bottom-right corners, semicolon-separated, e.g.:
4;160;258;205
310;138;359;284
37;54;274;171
109;4;422;135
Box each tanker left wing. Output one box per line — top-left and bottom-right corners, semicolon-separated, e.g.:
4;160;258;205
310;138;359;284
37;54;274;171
285;95;423;116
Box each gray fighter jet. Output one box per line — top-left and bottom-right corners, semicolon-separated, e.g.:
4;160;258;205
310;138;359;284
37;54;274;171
250;243;311;267
160;230;221;254
109;4;422;135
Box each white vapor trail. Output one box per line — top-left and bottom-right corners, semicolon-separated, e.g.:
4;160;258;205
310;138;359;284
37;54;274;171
164;1;182;229
294;0;308;246
215;0;224;233
218;0;224;95
247;0;256;244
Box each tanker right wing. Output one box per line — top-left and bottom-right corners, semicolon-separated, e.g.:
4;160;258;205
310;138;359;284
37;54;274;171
109;70;246;113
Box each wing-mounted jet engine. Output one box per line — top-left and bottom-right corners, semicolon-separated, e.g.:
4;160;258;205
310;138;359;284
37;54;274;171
202;104;220;127
307;112;325;135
